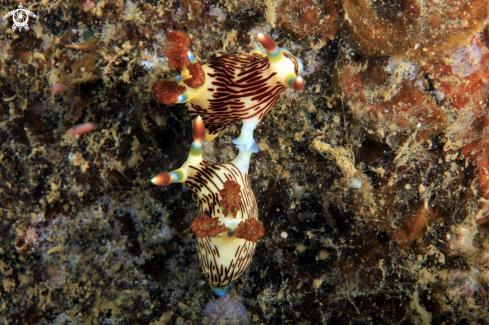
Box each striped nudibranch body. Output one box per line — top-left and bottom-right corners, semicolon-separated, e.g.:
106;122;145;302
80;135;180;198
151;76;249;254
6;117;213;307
151;116;263;296
189;160;258;295
177;34;305;152
185;159;258;225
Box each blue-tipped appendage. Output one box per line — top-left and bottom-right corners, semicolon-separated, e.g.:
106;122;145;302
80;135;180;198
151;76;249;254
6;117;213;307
286;73;298;88
169;171;184;183
268;48;283;62
188;51;197;63
211;284;230;297
177;93;189;103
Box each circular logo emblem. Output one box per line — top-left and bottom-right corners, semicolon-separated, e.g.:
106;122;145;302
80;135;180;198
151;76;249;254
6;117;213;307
3;4;37;31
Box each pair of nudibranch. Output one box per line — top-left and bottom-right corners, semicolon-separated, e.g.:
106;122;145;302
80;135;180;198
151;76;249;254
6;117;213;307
151;31;304;296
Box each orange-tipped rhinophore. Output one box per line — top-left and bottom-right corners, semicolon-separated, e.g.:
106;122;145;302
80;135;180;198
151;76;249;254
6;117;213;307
193;116;205;144
151;172;174;186
292;76;305;91
257;33;278;53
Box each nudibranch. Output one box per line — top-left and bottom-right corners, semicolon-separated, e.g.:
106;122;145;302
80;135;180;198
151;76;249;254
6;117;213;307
151;116;265;296
155;31;305;152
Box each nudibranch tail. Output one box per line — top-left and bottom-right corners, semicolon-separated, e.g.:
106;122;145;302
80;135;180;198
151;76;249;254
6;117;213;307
232;144;255;174
232;116;260;153
210;284;229;297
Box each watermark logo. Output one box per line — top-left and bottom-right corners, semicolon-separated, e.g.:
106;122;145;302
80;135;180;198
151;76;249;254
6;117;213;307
3;3;37;31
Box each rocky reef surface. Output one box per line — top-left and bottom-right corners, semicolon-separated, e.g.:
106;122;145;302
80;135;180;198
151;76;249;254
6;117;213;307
1;0;489;324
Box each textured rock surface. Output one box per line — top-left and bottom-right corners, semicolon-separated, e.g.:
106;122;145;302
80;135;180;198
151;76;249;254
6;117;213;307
202;296;251;325
1;0;489;324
